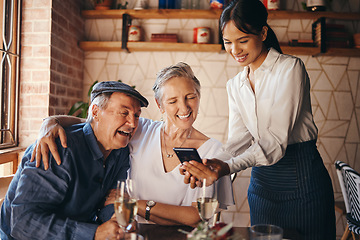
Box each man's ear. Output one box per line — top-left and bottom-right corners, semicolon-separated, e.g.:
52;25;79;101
92;104;100;121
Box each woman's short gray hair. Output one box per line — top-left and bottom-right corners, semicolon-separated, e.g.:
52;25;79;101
86;93;112;123
152;62;201;102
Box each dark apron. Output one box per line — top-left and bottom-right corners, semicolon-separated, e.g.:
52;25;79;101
248;140;335;240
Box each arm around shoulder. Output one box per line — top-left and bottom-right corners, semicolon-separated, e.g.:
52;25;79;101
31;115;86;169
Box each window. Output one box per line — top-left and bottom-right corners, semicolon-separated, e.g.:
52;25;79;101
0;0;21;149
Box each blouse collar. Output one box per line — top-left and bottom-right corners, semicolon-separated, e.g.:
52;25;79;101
238;47;281;84
256;47;280;73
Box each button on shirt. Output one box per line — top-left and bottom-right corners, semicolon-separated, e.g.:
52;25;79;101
216;48;318;173
0;123;130;240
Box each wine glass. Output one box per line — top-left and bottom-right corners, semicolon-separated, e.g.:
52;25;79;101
196;179;219;231
114;179;138;234
249;224;283;240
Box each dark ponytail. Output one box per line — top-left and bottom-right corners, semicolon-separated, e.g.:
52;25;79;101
220;0;282;54
264;24;282;53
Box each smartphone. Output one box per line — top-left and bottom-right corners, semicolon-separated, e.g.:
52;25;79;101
173;147;202;163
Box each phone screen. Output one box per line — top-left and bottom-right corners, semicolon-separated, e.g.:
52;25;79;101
173;147;202;163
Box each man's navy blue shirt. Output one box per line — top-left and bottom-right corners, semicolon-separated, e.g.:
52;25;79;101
0;123;130;240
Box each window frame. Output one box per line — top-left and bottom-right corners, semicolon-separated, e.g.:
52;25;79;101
0;0;21;149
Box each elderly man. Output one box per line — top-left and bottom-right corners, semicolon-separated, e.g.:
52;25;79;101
0;81;148;240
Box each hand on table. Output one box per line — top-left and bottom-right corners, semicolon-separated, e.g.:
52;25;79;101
30;117;67;170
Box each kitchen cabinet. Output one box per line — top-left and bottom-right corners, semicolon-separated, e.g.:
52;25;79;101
79;9;360;57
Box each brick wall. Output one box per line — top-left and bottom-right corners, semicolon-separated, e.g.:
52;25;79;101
50;0;84;115
19;0;84;147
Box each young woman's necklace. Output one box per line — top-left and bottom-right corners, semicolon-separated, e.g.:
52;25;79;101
162;125;192;158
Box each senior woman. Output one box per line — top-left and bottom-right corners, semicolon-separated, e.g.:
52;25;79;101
31;62;234;227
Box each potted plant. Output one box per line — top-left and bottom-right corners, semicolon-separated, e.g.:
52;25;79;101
68;81;98;118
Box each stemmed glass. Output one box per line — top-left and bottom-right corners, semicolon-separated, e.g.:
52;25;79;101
114;179;138;235
196;179;219;231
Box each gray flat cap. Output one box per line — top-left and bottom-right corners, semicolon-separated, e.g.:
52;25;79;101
91;81;148;107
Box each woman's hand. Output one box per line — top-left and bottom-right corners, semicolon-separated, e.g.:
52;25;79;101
30;117;67;170
179;169;200;189
180;158;230;188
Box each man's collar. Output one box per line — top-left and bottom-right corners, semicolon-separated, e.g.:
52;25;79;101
83;123;103;161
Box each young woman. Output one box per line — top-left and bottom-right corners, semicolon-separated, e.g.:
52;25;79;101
180;0;335;239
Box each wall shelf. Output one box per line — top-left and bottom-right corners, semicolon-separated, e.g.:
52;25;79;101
79;41;223;52
82;9;222;19
80;9;360;57
82;9;360;20
281;46;360;57
268;10;360;20
79;41;360;57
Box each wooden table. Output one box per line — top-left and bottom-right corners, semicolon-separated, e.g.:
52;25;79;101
136;223;301;240
137;223;249;240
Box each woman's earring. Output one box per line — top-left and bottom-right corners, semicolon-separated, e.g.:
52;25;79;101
160;114;163;121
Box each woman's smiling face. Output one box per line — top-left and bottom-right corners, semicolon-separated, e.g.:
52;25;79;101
223;20;268;70
158;77;200;130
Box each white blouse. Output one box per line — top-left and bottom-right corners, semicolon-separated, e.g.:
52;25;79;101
216;48;318;173
129;118;234;222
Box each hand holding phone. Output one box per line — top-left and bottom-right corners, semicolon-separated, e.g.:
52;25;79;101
173;148;202;163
